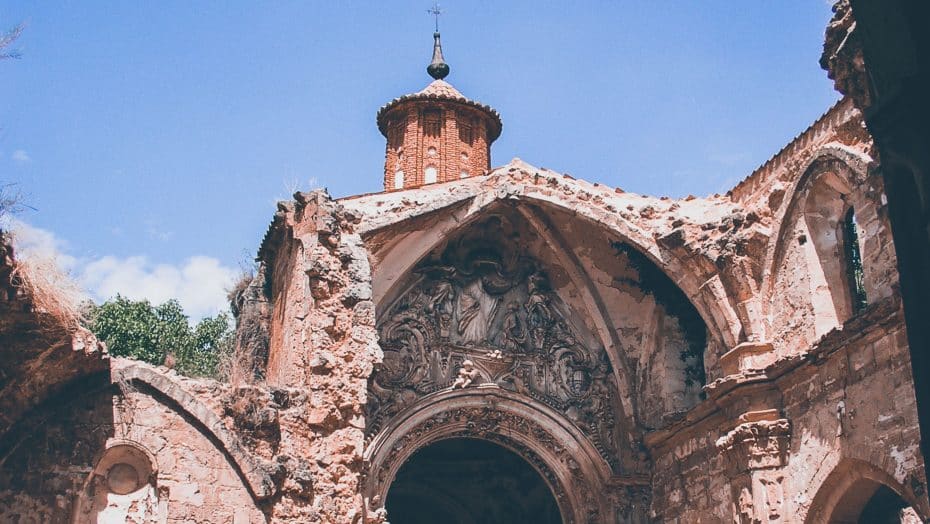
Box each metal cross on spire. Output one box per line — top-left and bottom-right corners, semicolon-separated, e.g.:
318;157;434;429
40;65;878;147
427;3;443;33
425;2;449;80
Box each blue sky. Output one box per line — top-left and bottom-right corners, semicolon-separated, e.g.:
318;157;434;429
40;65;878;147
1;1;839;318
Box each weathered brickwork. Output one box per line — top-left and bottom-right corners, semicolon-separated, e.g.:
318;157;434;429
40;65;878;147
378;81;500;191
648;298;926;522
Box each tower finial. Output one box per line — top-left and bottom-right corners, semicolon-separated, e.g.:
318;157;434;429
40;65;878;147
426;3;449;80
427;2;442;32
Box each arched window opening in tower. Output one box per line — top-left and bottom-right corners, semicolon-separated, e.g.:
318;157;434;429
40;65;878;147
843;207;868;313
394;170;405;190
424;166;438;184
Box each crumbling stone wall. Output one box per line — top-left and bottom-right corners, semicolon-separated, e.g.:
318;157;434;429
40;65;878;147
242;190;381;522
0;232;108;441
644;98;924;521
0;362;265;523
2;189;384;523
648;297;927;522
766;145;896;355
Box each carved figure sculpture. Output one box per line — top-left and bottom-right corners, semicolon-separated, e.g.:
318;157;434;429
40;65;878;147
368;223;624;471
527;271;553;350
457;280;499;344
425;278;455;338
499;302;527;352
452;360;480;388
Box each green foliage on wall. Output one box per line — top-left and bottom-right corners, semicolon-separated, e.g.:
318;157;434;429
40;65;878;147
85;295;233;378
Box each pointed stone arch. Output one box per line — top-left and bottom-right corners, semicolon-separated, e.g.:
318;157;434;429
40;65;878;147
762;145;875;346
358;171;728;388
354;170;733;373
365;206;639;468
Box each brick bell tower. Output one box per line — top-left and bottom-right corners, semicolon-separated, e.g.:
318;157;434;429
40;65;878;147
377;29;502;192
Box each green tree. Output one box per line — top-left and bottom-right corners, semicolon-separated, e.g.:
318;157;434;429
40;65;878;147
86;295;233;378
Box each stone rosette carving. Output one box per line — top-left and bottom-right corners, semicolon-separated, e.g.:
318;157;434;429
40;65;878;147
715;418;792;473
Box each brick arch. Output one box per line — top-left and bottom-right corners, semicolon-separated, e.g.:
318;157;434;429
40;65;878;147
762;145;873;340
367;205;644;462
0;366;276;514
804;457;928;523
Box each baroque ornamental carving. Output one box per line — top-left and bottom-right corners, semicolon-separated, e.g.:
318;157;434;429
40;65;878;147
371;405;602;523
367;217;624;471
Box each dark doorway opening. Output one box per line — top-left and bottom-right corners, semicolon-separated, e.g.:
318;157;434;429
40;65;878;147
385;438;563;524
857;485;912;523
826;478;919;523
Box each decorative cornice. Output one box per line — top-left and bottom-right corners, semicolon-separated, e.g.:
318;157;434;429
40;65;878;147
376;81;502;141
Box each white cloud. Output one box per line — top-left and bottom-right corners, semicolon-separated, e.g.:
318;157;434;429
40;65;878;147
81;255;236;319
6;218;78;271
11;149;31;164
8;220;237;320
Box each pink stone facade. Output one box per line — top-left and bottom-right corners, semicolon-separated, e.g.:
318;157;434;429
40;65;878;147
2;97;925;523
1;7;927;522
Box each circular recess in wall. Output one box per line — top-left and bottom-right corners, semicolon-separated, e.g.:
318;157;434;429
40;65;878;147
427;147;437;157
461;152;468;161
93;441;156;495
107;463;141;495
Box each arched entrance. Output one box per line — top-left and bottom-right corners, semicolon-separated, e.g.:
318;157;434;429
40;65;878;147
820;480;920;523
805;459;927;523
385;438;561;524
363;389;613;523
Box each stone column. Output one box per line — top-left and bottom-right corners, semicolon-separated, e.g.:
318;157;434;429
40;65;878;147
716;411;792;523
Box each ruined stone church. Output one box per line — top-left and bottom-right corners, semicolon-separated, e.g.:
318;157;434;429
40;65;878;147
1;8;927;524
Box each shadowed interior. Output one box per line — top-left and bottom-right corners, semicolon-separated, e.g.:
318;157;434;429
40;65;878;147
385;438;562;524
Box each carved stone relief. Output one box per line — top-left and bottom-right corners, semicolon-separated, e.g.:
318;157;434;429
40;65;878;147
367;217;625;471
716;417;792;523
369;405;604;523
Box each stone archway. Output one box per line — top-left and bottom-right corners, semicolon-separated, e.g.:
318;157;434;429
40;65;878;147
364;388;614;524
385;437;561;524
805;459;927;523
